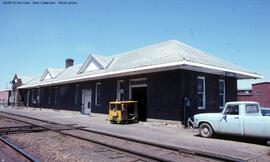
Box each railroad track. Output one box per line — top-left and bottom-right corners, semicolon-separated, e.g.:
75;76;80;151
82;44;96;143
0;111;246;162
0;135;37;162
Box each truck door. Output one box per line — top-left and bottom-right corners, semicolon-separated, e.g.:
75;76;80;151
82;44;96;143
243;104;264;138
219;104;242;135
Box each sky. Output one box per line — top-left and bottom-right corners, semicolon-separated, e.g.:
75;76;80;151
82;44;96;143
0;0;269;90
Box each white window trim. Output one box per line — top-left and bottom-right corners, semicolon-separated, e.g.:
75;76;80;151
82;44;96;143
129;78;147;99
197;76;206;110
219;79;226;109
117;80;124;101
95;82;101;105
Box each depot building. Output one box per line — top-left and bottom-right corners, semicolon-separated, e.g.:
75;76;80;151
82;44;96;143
15;40;261;121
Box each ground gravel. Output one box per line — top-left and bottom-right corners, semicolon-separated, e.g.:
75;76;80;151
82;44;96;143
6;131;134;162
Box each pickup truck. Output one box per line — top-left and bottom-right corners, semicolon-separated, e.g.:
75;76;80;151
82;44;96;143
194;101;270;139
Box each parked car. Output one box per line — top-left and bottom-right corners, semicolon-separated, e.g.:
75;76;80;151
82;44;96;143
194;101;270;139
261;107;270;116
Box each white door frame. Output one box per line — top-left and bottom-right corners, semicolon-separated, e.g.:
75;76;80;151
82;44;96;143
81;89;92;115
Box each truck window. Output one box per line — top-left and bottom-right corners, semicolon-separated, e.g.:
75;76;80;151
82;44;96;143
261;109;270;116
224;105;239;115
245;104;259;114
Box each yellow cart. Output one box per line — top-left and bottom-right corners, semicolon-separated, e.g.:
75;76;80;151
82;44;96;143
108;101;138;124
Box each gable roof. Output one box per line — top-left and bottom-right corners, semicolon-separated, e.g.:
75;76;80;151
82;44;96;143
12;74;35;84
91;54;113;69
18;40;262;89
47;68;64;78
40;68;64;81
77;54;113;73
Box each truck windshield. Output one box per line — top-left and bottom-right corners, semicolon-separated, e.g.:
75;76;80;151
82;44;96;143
245;104;259;114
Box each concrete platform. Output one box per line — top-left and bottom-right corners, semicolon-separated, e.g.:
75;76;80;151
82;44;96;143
0;106;269;161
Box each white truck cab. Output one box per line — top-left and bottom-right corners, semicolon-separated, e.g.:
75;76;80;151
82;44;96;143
194;101;270;139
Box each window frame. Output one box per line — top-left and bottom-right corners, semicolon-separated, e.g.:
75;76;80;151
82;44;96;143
129;78;147;99
197;76;206;110
245;104;260;114
31;89;35;103
54;87;58;104
224;104;239;115
117;80;124;101
48;88;51;105
95;82;101;105
219;79;226;109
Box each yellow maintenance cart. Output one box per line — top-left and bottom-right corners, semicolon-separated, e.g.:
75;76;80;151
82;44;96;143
108;101;138;124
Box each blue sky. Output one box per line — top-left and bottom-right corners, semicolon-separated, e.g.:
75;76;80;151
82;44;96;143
0;0;269;90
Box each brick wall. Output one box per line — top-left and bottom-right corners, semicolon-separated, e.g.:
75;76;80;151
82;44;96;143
252;83;270;107
238;83;270;107
19;69;238;121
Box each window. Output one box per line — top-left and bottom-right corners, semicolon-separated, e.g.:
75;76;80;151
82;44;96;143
74;84;80;105
54;87;58;104
60;86;68;96
129;78;147;99
31;89;35;103
197;76;205;109
95;82;101;105
130;79;147;86
219;79;225;109
245;104;259;114
48;88;51;105
261;109;270;116
224;104;239;115
37;89;40;105
117;80;124;101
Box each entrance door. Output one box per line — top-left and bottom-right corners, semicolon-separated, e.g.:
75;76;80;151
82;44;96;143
82;89;92;115
131;87;147;121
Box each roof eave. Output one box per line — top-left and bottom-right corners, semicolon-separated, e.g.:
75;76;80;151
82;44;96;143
18;61;262;89
181;61;263;79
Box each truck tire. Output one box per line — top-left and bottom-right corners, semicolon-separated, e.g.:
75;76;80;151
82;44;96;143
199;123;213;138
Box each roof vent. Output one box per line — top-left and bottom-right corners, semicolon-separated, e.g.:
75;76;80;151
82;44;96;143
65;58;74;68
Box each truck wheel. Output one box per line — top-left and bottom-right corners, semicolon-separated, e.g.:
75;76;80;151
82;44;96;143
199;123;213;138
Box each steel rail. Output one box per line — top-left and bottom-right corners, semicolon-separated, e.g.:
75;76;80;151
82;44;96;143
0;113;171;162
0;111;246;162
0;136;38;162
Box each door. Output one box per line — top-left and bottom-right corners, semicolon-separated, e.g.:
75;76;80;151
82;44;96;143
131;87;147;121
82;89;92;115
243;104;264;138
219;104;241;135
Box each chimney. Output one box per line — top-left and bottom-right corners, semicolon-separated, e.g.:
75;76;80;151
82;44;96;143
65;58;74;68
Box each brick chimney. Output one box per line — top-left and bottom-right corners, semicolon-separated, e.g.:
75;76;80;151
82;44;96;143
65;58;74;68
